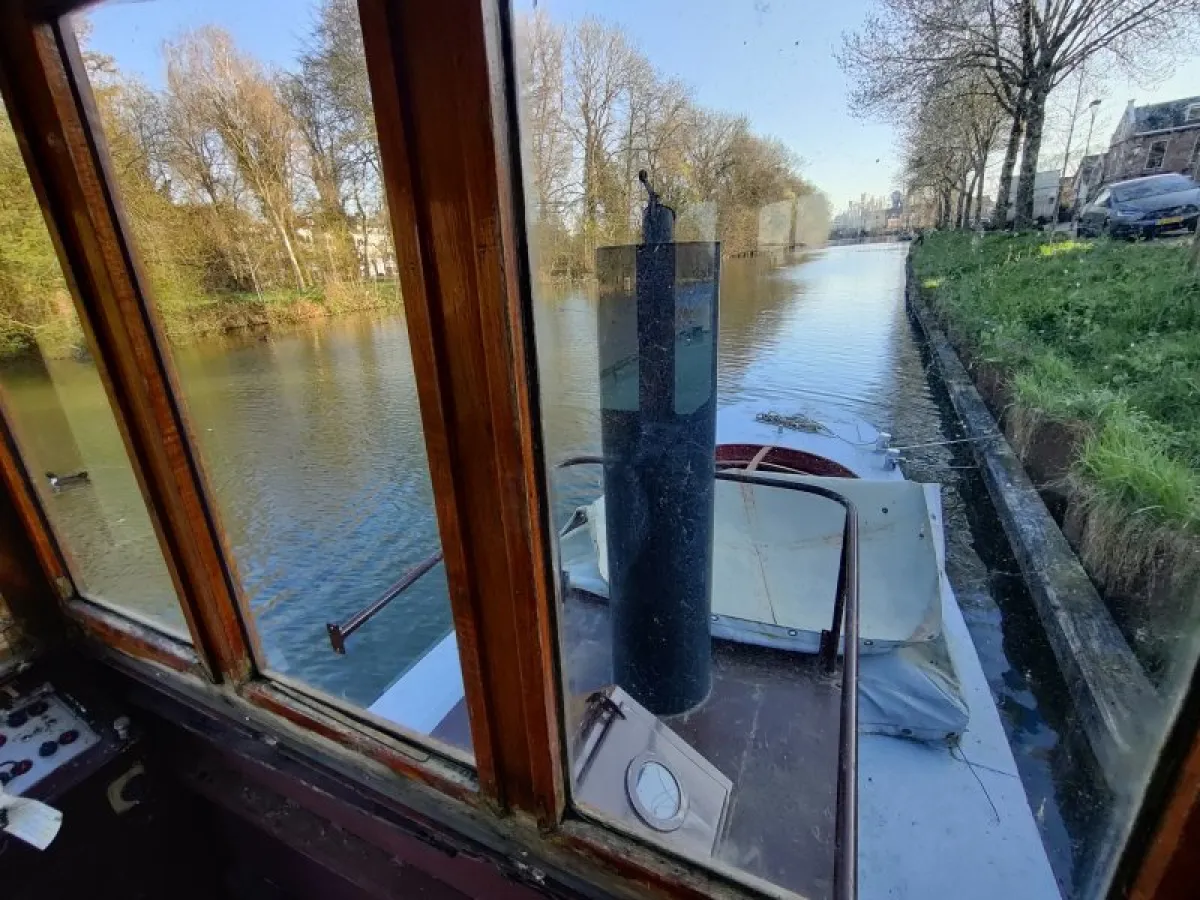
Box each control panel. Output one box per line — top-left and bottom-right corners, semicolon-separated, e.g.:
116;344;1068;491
1;682;100;797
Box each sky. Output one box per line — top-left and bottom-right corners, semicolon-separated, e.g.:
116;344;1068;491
83;0;1200;213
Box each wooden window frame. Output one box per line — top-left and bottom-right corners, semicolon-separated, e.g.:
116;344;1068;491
354;0;563;820
0;5;254;682
0;0;567;826
0;0;1199;898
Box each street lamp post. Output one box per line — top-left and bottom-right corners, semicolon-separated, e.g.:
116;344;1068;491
1054;77;1087;228
1072;100;1103;232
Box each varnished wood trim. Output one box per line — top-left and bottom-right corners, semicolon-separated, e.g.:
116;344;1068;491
67;597;204;677
1126;699;1200;899
552;818;783;900
240;681;478;806
357;0;564;822
0;390;72;644
0;10;259;682
484;0;567;824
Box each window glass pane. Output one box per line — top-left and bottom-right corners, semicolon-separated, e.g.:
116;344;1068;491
0;99;186;638
514;4;1200;899
75;2;470;757
1146;141;1167;170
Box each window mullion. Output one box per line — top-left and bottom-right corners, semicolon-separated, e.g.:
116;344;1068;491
0;9;257;682
357;0;564;822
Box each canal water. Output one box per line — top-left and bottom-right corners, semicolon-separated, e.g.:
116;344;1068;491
3;242;1098;895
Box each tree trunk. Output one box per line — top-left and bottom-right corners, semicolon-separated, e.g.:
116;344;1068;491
1014;77;1051;230
238;239;263;299
991;105;1025;229
964;169;980;227
361;214;372;279
974;164;986;226
955;181;967;229
273;214;307;291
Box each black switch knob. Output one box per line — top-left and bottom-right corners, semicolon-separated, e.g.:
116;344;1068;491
5;710;27;728
26;700;48;717
12;759;31;776
0;770;11;786
0;732;6;748
38;740;58;758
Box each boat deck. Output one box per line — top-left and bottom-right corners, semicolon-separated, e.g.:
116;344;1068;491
408;594;844;897
366;413;1063;900
562;595;843;898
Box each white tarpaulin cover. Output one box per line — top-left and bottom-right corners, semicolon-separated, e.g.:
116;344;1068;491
560;476;969;741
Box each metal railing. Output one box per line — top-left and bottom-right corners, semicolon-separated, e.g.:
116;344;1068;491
558;455;860;900
712;468;859;900
325;549;443;653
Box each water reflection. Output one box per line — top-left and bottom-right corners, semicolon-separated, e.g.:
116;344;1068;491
2;352;184;635
172;314;450;702
721;245;905;419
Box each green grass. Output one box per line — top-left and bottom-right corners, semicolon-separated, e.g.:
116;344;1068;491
914;230;1200;532
159;282;403;341
1079;403;1199;529
0;281;406;361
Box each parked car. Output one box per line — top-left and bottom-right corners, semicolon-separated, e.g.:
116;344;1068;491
1078;173;1200;239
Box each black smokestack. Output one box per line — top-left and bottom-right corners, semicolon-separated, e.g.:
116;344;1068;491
595;173;719;715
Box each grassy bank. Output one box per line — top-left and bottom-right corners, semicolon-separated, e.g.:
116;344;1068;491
11;281;403;361
161;280;403;341
913;231;1200;675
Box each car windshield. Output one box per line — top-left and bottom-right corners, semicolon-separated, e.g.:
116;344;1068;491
1112;175;1196;201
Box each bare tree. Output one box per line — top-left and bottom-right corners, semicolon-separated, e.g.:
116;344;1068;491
1008;0;1200;228
518;11;571;211
897;75;1005;230
842;0;1200;229
564;18;638;253
622;71;691;228
841;0;1029;227
513;14;829;264
681;110;742;203
904;118;970;228
166;27;307;290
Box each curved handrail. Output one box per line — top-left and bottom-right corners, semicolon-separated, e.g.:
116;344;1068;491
558;455;860;900
712;468;859;900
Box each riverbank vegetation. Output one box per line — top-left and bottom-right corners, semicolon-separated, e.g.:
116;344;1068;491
913;230;1200;672
517;12;830;277
2;102;399;358
1;5;403;360
0;3;830;361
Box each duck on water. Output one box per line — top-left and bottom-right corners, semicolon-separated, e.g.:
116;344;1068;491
46;470;90;490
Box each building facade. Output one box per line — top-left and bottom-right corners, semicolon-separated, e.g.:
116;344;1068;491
1101;97;1200;184
830;193;901;237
